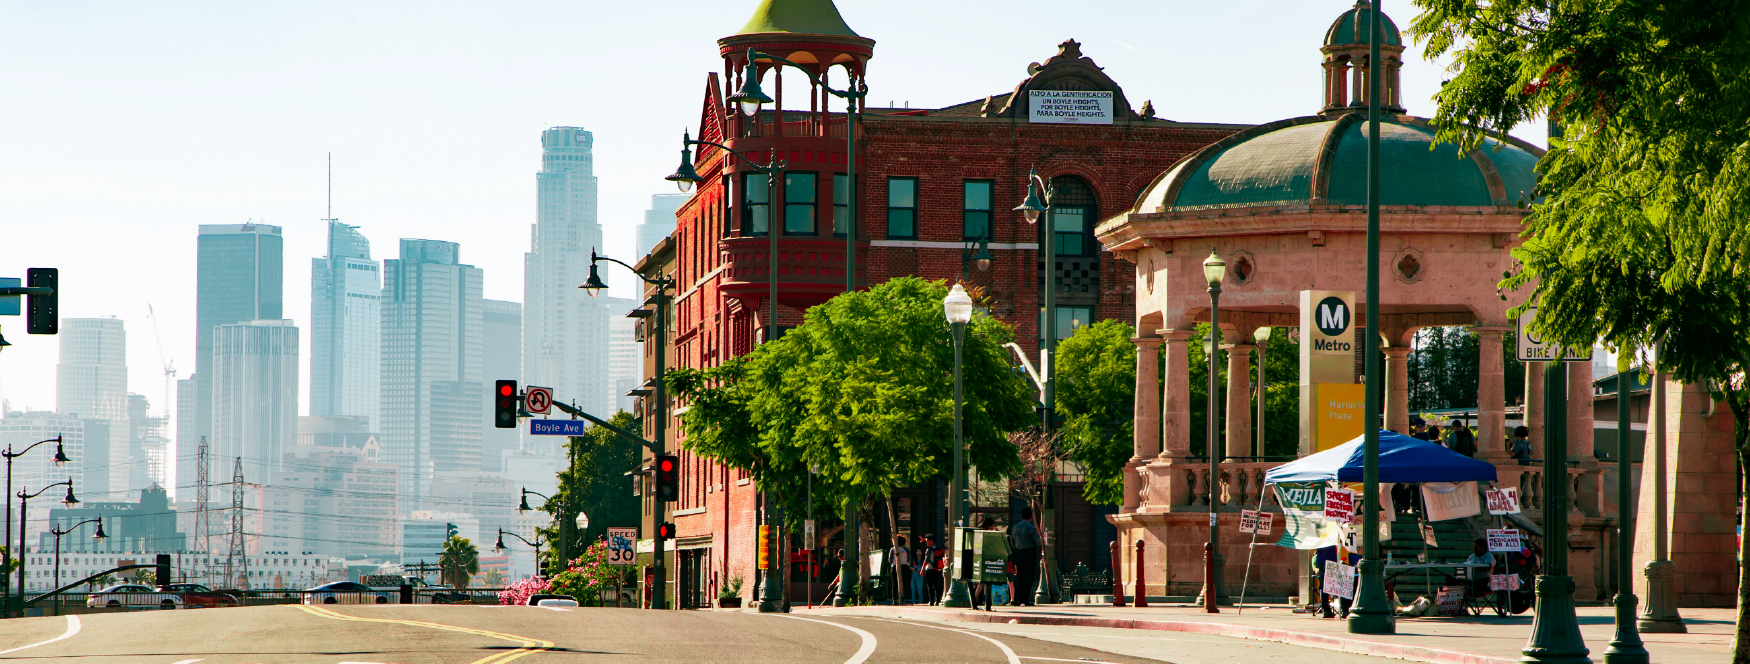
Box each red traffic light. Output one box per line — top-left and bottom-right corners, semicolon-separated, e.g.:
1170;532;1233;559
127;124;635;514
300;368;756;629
658;458;675;472
656;522;676;540
499;383;515;397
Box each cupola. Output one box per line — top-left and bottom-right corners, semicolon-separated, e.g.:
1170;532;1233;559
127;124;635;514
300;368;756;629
1320;1;1405;117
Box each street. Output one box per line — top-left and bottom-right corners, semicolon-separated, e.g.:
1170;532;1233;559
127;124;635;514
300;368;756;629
0;605;1408;664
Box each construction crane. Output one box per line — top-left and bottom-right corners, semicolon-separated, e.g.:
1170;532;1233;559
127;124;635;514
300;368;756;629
147;304;176;420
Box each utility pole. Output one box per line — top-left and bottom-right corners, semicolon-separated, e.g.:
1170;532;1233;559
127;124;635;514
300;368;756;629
224;458;246;589
193;437;210;585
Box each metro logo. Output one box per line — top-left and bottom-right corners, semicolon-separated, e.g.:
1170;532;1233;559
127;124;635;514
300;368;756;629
1316;296;1350;337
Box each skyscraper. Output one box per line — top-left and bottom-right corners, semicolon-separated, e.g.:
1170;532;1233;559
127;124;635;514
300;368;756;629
56;317;128;496
310;221;382;431
210;319;299;482
382;239;484;504
127;393;170;491
186;223;283;504
636;194;687;259
524;127;614;427
481;299;521;472
606;298;639;414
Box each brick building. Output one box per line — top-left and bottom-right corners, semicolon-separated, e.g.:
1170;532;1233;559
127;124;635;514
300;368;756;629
629;0;1246;607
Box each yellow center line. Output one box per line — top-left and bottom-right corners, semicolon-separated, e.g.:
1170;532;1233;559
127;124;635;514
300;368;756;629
296;605;554;664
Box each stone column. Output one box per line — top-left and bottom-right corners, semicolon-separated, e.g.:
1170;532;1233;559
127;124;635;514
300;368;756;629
1475;327;1511;461
1525;363;1545;459
1125;337;1163;514
1159;329;1194;459
1222;343;1254;460
1382;347;1411;435
1567;360;1595;460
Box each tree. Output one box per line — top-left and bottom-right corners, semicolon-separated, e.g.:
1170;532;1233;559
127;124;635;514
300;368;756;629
668;276;1034;527
439;536;479;590
536;410;642;573
480;568;506;588
547;541;635;606
1413;1;1750;657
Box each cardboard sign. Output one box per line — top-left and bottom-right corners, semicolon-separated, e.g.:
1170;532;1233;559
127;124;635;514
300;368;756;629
1489;574;1523;591
1324;487;1355;523
1239;510;1261;534
1421;522;1439;548
1486;488;1521;515
1256;512;1274;536
1486;528;1522;553
1437;586;1466;616
1322;561;1357;600
1422;482;1482;522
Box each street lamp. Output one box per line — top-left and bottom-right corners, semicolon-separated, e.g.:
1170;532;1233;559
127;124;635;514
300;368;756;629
494;529;546;578
50;517;104;610
940;283;975;608
3;434;69;614
579;249;677;610
960;237;994;281
15;478;76;614
1253;327;1272;458
1013;170;1058;434
1603;350;1649;663
1200;250;1226;613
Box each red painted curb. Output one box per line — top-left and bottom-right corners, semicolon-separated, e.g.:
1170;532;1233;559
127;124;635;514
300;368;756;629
793;605;1519;664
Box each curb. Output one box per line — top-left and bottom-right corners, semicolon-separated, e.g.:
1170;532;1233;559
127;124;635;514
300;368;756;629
792;605;1518;664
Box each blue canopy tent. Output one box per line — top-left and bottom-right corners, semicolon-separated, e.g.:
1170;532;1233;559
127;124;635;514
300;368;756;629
1265;430;1498;484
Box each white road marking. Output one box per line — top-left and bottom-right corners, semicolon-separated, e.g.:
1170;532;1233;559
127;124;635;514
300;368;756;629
778;615;878;664
0;615;81;655
167;660;204;664
866;618;1022;664
1021;658;1112;663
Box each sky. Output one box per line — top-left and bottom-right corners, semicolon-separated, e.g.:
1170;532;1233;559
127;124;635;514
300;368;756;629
0;1;1551;453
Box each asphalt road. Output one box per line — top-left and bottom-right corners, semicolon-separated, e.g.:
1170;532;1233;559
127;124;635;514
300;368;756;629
0;605;1404;664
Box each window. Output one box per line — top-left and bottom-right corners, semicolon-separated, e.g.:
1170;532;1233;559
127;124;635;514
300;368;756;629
722;176;734;238
785;172;817;235
742;173;769;236
1039;306;1092;344
886;177;917;239
1042;176;1097;256
1053;208;1086;256
963;180;992;240
833;174;850;238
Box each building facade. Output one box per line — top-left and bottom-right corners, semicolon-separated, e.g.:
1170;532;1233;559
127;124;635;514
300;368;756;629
263;442;399;559
0;412;86;547
127;393;170;492
630;0;1242;606
39;485;184;554
56;317;129;497
523;127;617;425
210;319;300;483
382;239;485;504
481;299;522;471
310;221;382;432
186;223;284;505
637;194;688;261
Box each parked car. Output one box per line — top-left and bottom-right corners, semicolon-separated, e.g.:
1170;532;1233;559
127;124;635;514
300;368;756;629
302;581;393;605
85;584;183;609
161;583;239;608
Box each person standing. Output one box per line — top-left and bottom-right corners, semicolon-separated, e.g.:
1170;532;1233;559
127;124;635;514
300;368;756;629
920;536;944;605
1009;507;1042;607
1509;425;1532;461
889;535;912;605
1446;421;1477;457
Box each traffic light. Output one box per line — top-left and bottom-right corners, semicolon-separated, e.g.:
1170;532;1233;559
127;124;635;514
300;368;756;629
27;268;56;335
446;523;458;538
494;380;518;429
655;522;676;540
654;455;679;502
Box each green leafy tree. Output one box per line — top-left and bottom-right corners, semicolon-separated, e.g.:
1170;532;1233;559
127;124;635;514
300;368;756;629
547;541;635;606
668;276;1033;526
1251;326;1301;458
1413;0;1750;656
536;410;642;573
438;536;479;590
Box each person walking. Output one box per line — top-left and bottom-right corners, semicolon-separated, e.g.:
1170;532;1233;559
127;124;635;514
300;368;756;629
889;535;912;605
925;540;945;605
1009;507;1042;607
822;548;846;600
1446;421;1477;457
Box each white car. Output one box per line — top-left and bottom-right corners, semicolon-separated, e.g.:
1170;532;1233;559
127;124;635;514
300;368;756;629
302;581;394;605
85;584;183;609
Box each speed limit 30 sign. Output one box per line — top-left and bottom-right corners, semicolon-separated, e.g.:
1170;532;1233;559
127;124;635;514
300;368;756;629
524;386;554;414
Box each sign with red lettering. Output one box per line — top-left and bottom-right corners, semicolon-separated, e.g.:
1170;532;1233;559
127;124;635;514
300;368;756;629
1486;488;1520;515
1323;488;1354;523
1489;574;1522;591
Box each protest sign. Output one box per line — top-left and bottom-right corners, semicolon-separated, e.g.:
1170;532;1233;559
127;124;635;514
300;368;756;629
1489;574;1523;592
1486;528;1522;553
1322;561;1356;600
1272;482;1342;549
1437;586;1466;616
1421;522;1439;548
1256;512;1273;536
1486;488;1521;515
1239;510;1260;534
1422;482;1481;521
1324;487;1355;523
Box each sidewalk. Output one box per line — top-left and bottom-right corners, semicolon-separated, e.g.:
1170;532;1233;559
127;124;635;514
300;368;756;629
792;601;1733;664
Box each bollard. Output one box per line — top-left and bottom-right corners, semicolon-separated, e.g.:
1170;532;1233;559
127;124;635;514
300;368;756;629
1134;540;1149;608
1111;540;1126;607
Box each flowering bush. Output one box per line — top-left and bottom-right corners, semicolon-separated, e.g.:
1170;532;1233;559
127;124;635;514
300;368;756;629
498;575;551;606
546;541;635;606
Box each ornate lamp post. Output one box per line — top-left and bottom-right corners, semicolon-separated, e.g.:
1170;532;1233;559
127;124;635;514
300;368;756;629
941;283;975;607
580;249;676;609
15;478;77;612
1522;361;1588;662
494;529;546;578
3;435;69;615
516;487;559;575
50;517;105;610
1254;327;1271;457
1603;351;1648;663
1200;250;1226;613
1012;171;1058;433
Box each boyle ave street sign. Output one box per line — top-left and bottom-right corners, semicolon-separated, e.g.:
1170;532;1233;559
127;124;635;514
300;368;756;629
530;420;586;436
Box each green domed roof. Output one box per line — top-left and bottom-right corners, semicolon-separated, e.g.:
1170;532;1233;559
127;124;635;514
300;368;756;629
1325;1;1402;46
734;0;861;38
1135;116;1541;212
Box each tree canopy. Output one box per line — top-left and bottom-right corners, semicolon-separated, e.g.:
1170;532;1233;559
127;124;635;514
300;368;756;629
668;277;1034;526
1413;0;1750;657
537;410;643;571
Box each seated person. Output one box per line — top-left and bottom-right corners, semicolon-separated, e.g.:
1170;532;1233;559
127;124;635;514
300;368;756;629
1463;538;1498;599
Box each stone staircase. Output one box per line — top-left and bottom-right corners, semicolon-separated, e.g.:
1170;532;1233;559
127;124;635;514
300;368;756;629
1381;518;1480;599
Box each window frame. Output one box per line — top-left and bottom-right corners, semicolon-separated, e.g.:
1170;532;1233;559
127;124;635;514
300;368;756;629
962;179;993;241
885;177;918;240
784;171;818;236
833;174;850;238
742;172;770;236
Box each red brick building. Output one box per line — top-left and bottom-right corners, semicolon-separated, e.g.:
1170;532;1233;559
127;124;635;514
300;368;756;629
633;0;1246;607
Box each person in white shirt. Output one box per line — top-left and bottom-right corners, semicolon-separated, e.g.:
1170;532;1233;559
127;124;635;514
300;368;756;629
889;536;912;605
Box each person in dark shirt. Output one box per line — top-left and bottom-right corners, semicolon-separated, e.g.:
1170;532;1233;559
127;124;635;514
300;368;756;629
1009;507;1042;606
1509;426;1533;461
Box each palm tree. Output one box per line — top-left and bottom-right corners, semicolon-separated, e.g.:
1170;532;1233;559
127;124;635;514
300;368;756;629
438;536;479;590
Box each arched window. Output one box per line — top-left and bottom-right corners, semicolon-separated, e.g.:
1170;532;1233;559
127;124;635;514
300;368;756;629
1043;176;1097;256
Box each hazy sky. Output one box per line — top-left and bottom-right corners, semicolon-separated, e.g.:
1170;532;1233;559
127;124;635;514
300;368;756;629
0;1;1547;435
